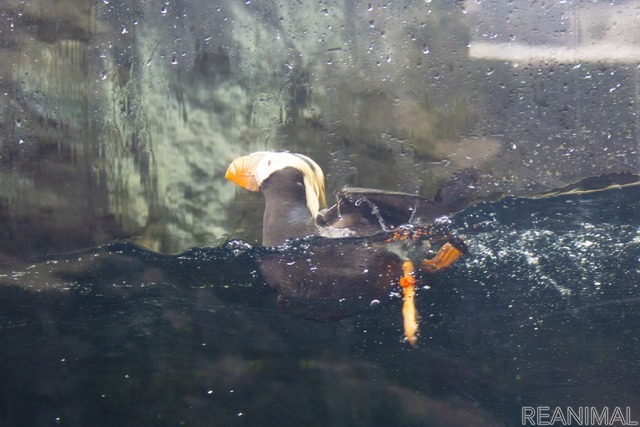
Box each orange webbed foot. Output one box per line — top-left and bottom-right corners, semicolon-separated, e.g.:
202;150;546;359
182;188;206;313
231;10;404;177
420;242;463;273
400;260;418;346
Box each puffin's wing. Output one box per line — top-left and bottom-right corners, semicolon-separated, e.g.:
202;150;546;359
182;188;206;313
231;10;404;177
317;188;442;232
317;169;481;232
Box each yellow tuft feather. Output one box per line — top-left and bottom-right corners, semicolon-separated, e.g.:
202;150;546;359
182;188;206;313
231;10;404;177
288;153;327;218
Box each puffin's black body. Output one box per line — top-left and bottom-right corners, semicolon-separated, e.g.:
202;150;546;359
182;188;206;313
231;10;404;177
261;237;404;320
259;222;463;321
226;152;471;343
259;166;317;247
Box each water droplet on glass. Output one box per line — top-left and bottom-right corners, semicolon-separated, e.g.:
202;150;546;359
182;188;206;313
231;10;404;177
370;299;380;307
369;20;376;28
102;0;109;4
161;5;167;14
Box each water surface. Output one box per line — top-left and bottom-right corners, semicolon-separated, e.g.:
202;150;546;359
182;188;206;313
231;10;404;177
1;186;639;426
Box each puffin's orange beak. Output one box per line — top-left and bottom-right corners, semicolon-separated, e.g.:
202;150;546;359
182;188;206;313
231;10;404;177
225;154;264;191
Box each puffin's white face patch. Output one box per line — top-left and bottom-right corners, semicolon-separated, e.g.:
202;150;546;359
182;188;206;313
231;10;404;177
250;152;327;218
254;153;297;185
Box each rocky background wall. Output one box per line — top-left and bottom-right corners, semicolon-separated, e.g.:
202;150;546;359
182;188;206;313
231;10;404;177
0;0;638;259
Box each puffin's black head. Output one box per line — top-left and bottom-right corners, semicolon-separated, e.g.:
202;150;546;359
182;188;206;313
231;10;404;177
226;152;328;246
258;166;307;202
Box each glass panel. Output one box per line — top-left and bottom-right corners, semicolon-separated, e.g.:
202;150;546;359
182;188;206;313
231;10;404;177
1;1;639;425
2;0;638;256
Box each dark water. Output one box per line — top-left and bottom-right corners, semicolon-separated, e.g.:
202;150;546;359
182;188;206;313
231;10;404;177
1;186;639;426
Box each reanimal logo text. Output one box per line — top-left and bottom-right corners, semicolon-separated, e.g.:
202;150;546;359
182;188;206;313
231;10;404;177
521;406;638;426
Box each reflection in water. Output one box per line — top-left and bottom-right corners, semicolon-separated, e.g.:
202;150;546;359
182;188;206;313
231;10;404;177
1;186;639;426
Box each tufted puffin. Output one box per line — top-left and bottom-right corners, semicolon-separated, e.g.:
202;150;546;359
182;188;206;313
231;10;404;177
226;151;473;345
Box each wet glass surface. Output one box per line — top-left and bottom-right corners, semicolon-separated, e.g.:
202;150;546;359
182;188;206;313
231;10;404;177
1;0;640;425
1;186;639;426
1;0;639;257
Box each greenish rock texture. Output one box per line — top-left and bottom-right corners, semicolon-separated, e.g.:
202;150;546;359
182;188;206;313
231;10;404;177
1;0;638;258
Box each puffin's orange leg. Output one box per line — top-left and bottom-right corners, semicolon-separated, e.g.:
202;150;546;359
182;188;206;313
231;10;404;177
420;242;463;273
399;260;418;346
